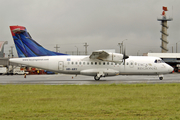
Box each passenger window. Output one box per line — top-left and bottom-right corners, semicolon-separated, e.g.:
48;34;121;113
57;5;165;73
131;63;133;65
95;62;97;65
83;62;85;65
99;62;101;65
72;62;74;65
111;62;113;65
115;63;117;65
87;62;89;65
103;62;105;65
107;62;109;65
127;62;129;65
91;62;93;65
79;62;81;65
76;62;78;65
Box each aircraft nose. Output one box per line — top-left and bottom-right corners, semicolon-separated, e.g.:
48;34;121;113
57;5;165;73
168;66;174;73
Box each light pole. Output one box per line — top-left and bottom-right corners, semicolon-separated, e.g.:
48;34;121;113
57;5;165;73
8;50;11;58
54;44;60;53
122;39;127;53
118;43;122;53
75;46;78;55
176;41;180;53
10;46;14;58
137;50;140;56
172;46;173;53
84;43;89;55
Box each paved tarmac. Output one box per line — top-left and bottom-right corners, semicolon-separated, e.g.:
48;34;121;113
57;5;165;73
0;73;180;85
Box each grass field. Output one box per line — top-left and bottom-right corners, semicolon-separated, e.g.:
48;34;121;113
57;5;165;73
0;84;180;120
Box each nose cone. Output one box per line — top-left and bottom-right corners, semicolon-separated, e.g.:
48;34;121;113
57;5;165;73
168;66;174;73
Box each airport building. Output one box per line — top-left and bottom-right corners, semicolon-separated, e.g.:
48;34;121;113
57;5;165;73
0;41;8;58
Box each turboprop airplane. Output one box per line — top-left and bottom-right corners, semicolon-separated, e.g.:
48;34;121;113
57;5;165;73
9;25;173;80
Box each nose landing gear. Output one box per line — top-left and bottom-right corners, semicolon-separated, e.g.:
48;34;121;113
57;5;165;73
158;74;163;80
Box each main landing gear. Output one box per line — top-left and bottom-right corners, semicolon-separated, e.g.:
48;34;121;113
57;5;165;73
94;71;105;81
94;75;101;81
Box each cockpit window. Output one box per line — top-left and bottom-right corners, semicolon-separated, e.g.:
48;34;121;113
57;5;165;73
154;59;165;63
161;60;165;63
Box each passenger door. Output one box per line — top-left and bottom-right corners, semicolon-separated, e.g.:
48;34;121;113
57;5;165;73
58;61;64;71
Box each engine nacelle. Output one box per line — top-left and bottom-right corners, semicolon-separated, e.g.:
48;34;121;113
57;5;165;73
89;51;125;63
104;53;123;63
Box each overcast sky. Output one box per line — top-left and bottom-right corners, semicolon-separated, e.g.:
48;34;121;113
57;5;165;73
0;0;179;57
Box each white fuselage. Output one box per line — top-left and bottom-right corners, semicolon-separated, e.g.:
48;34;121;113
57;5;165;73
10;55;173;77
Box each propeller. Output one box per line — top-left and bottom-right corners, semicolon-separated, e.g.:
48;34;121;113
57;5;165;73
123;48;129;65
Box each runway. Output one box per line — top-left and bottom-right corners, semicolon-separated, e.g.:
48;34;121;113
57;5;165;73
0;73;180;85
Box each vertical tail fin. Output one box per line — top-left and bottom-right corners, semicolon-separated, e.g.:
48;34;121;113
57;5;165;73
10;26;67;57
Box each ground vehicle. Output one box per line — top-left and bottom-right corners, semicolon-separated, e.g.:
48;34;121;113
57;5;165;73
0;65;7;75
13;67;29;75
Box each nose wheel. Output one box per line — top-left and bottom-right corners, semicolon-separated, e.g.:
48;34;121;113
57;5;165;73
158;74;163;80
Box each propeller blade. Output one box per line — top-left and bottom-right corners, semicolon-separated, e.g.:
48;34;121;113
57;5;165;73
123;48;129;60
123;48;129;66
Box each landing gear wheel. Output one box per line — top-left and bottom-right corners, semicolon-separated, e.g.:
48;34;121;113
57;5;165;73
159;77;163;80
94;75;100;81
